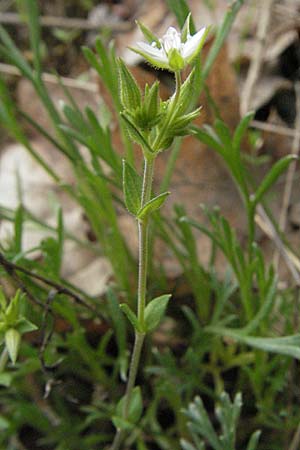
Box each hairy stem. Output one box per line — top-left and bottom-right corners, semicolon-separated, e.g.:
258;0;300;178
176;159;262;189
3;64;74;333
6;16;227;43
110;158;154;450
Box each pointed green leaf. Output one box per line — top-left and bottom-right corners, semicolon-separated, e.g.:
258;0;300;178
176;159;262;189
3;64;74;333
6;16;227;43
115;386;143;425
120;303;141;332
164;0;195;32
136;20;161;47
121;113;154;158
137;192;170;220
82;46;103;76
215;119;232;150
122;160;142;216
253;155;297;206
246;430;261;450
191;125;224;155
207;326;300;360
144;81;160;119
16;317;38;334
118;58;141;110
24;0;41;75
144;294;171;332
0;26;33;80
233;111;254;151
181;13;192;42
5;328;21;365
5;290;21;324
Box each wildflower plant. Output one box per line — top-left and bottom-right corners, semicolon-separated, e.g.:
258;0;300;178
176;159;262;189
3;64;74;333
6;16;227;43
110;16;209;450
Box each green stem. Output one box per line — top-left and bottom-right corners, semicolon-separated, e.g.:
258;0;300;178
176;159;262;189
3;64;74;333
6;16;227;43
247;201;256;261
110;158;154;450
111;69;182;450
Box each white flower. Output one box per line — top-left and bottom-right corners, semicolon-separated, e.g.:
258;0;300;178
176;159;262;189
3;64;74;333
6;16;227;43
131;24;208;71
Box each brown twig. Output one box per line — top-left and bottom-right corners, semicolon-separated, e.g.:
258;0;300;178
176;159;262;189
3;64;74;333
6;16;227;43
0;252;101;317
251;119;300;139
0;62;98;92
255;205;300;286
273;82;300;270
0;12;131;32
241;0;274;115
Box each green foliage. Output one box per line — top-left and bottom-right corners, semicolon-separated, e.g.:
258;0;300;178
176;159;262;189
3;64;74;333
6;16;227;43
0;1;298;449
181;392;261;450
144;294;171;332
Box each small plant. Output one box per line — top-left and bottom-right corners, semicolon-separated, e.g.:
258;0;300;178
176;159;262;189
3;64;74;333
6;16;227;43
110;17;209;449
181;392;261;450
0;289;37;376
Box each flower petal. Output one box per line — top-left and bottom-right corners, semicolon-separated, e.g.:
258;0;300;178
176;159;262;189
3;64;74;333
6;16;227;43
136;41;168;63
130;42;170;69
162;27;182;53
181;27;207;61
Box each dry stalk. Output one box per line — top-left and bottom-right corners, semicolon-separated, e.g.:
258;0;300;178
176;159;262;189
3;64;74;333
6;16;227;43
241;0;274;115
273;82;300;270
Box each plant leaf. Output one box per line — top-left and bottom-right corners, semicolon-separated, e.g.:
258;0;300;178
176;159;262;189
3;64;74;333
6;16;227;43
144;294;171;332
122;160;142;216
246;430;261;450
137;192;170;220
232;111;254;151
120;303;141;332
164;0;195;32
207;326;300;360
253;155;297;206
114;386;143;428
121;113;154;158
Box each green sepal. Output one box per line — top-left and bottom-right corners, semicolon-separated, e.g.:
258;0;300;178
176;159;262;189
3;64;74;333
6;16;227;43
174;68;196;116
120;303;142;332
137;192;170;220
117;58;141;110
5;328;21;365
113;385;143;430
122;159;142;216
144;81;160;123
181;13;192;42
129;46;170;71
145;294;171;332
135;20;161;48
168;48;185;71
169;108;201;135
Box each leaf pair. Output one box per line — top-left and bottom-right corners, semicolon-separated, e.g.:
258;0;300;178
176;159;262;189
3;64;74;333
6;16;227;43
120;294;171;333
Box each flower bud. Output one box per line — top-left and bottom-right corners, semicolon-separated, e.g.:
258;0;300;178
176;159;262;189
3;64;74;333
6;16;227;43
5;328;21;365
